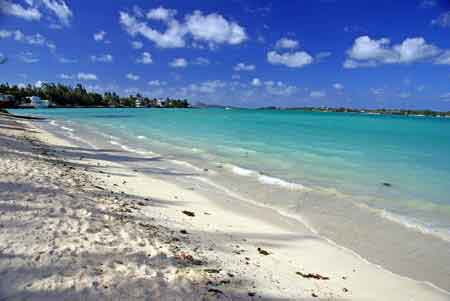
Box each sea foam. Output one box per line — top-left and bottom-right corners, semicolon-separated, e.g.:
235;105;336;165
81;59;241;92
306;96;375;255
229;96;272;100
225;163;307;190
258;174;306;191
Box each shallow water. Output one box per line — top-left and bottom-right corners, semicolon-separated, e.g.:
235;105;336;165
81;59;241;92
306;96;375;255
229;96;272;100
14;107;450;291
15;107;450;242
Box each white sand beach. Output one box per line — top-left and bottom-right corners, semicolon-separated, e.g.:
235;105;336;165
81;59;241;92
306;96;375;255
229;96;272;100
1;113;449;300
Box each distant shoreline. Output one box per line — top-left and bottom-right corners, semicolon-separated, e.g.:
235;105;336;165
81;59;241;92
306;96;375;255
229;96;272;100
8;105;450;118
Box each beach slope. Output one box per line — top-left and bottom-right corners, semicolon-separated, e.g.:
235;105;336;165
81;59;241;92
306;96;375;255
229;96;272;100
0;114;448;300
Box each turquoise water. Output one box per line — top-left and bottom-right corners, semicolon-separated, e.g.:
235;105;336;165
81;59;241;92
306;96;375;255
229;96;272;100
14;108;450;240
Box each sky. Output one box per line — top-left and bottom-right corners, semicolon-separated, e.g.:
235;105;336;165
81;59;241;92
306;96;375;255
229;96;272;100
1;0;450;109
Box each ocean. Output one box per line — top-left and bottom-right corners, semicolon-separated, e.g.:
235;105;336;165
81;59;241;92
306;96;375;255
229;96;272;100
13;107;450;287
14;108;450;241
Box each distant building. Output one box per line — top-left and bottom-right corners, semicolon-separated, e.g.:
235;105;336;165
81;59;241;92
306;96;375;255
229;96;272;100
28;96;49;108
135;97;143;108
156;99;164;107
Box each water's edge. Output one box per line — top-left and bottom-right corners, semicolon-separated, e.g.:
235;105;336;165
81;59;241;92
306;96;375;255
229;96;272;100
32;114;450;293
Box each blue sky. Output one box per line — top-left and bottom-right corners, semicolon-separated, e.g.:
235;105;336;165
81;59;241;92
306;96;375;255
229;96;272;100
1;0;450;109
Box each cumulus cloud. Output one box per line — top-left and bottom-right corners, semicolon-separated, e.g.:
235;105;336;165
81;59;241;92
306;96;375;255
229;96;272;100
136;52;152;64
189;80;226;93
275;37;299;49
267;50;314;68
193;57;210;65
264;80;297;96
310;90;326;98
126;73;140;81
17;51;39;63
0;29;55;50
119;7;247;49
119;11;185;48
146;6;177;21
440;92;450;100
0;0;72;26
148;80;166;86
131;41;143;49
370;88;383;95
343;36;441;68
169;57;187;68
41;0;72;26
0;0;41;21
185;11;247;45
59;73;74;79
90;54;113;63
234;62;255;71
420;0;436;8
94;30;106;41
251;78;261;86
315;51;331;62
435;50;450;65
432;11;450;28
333;83;344;90
58;57;76;63
78;72;97;81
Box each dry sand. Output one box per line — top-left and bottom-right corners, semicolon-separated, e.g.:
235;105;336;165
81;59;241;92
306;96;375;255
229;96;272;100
0;114;449;300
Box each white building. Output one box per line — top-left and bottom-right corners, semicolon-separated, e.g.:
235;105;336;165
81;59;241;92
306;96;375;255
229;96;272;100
28;96;49;108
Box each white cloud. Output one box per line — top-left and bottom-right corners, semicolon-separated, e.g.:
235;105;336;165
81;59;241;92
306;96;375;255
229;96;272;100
398;92;410;99
267;50;314;68
0;29;55;50
310;90;326;98
275;37;299;49
333;83;344;90
35;80;43;88
119;11;186;48
136;52;152;64
344;36;441;68
58;57;76;63
370;88;384;95
77;72;97;81
126;73;140;81
131;40;143;49
41;0;72;26
17;51;39;63
146;6;177;21
94;30;106;41
189;80;226;93
170;57;187;68
234;62;255;71
315;51;331;62
435;50;450;65
432;11;450;28
119;7;247;49
420;0;436;8
0;0;72;26
440;92;450;99
59;73;73;79
90;54;113;63
193;57;210;65
251;78;261;86
148;80;166;86
185;11;247;45
0;0;41;21
264;80;297;96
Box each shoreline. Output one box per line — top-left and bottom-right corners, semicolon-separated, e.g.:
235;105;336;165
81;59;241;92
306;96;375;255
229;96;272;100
1;114;449;300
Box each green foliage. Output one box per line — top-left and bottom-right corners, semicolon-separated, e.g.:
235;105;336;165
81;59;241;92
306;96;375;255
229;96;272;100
0;82;190;108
